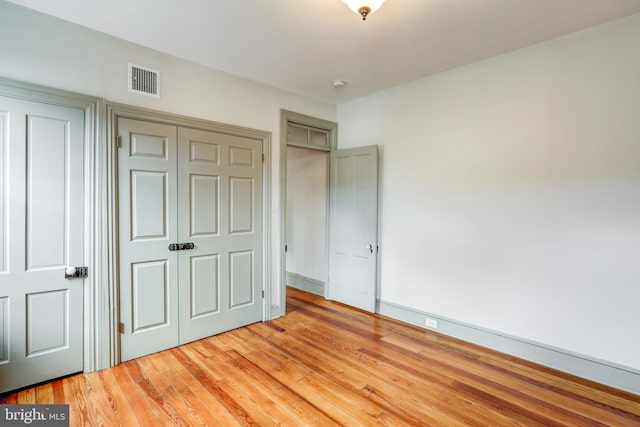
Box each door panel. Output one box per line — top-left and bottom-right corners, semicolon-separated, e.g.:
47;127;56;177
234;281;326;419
131;260;169;331
26;290;68;356
27;115;69;269
177;127;263;345
230;250;254;308
190;254;219;317
230;177;254;233
190;175;218;235
118;118;178;362
0;95;84;393
329;146;378;312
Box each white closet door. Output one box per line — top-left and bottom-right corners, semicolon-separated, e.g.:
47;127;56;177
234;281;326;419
118;118;179;362
177;127;263;344
0;96;85;393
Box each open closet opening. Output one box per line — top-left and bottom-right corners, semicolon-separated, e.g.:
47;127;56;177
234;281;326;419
286;146;328;297
280;110;337;311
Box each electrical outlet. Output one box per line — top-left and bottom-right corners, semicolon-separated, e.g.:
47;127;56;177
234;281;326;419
425;318;438;329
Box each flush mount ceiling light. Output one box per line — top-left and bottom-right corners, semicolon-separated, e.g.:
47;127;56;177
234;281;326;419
341;0;386;21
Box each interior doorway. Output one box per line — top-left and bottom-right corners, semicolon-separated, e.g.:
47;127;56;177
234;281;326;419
286;146;328;296
280;110;337;310
280;110;379;314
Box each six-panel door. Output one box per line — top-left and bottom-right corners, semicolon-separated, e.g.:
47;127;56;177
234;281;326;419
177;127;263;344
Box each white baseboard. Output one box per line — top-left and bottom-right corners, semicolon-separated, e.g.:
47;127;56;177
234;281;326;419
376;299;640;396
286;272;325;297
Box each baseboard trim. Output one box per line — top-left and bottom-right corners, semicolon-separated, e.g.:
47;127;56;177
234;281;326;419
376;299;640;395
286;272;325;297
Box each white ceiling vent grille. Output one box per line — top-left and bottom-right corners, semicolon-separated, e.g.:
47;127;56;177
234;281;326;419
128;63;160;98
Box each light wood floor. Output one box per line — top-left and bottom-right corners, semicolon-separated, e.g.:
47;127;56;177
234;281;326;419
2;287;639;426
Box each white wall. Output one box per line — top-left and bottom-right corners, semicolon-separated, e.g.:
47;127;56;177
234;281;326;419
338;13;640;371
286;147;328;282
0;0;337;314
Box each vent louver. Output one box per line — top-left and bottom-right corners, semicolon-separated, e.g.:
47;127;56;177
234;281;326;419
128;63;160;98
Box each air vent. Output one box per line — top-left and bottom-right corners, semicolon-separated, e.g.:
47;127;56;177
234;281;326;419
128;63;160;98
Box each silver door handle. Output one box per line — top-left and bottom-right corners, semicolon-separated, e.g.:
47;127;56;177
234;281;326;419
366;244;374;253
65;266;88;279
168;242;195;251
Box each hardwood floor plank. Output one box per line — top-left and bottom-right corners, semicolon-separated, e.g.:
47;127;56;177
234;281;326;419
199;339;335;426
111;363;170;426
16;387;36;404
172;346;258;425
1;287;638;426
226;329;391;426
123;360;183;425
163;349;242;426
34;382;53;403
226;349;341;426
135;355;206;427
82;371;122;426
0;393;17;404
184;341;293;427
63;374;96;427
51;379;66;404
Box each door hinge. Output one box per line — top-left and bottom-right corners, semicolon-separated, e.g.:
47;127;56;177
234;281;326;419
285;244;288;253
262;290;265;299
118;323;125;334
262;153;265;163
116;135;122;148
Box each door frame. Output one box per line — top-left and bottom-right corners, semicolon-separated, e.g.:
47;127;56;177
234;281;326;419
279;110;337;315
105;103;272;366
0;78;102;373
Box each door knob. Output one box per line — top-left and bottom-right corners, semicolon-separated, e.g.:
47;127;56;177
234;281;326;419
65;266;88;279
366;244;374;253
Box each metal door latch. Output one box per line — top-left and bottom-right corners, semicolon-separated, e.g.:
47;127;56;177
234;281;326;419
65;266;88;279
168;242;195;251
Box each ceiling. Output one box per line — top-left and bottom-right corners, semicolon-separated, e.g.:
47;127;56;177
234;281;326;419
8;0;640;104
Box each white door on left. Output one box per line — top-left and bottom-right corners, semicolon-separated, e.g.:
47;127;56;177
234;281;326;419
0;95;85;393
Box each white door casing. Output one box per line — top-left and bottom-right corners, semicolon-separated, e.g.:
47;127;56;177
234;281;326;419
0;95;85;393
118;118;264;361
328;145;379;312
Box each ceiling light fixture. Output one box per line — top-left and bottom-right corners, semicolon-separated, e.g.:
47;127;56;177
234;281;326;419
341;0;386;21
